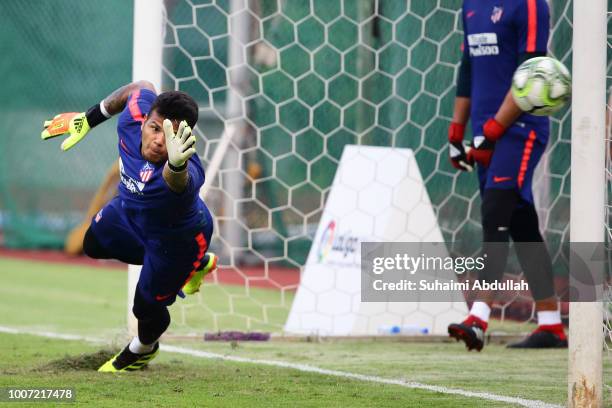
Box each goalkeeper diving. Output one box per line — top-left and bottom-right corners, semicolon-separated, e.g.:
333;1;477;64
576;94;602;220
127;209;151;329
42;81;218;371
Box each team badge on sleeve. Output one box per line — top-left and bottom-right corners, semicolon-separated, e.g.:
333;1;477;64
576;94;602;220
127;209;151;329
491;6;503;23
140;162;154;183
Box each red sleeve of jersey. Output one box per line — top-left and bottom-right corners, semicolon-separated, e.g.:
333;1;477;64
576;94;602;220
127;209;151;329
516;0;550;54
128;89;145;122
118;89;157;128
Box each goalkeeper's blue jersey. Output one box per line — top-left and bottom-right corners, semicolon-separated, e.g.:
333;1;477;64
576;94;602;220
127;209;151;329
115;88;207;237
462;0;549;138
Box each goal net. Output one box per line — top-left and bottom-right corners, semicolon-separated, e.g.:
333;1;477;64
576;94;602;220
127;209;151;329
158;0;587;338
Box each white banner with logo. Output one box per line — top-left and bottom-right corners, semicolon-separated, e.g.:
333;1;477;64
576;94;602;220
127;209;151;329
284;145;467;336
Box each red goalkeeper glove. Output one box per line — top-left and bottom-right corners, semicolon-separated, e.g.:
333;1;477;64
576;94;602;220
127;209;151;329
466;118;506;168
448;122;473;172
467;136;494;168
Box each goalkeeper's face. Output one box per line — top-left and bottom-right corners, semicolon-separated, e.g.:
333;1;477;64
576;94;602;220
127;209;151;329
141;110;171;163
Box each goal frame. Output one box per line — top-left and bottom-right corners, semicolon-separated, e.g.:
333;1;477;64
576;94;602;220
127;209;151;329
127;3;607;405
568;0;606;406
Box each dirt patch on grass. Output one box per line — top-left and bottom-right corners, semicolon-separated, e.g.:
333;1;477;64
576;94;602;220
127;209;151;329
38;348;120;371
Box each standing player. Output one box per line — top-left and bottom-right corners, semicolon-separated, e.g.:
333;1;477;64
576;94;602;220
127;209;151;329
447;0;567;350
41;81;218;370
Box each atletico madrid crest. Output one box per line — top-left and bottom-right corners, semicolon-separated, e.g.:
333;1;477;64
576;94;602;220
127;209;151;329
140;162;154;183
491;6;503;23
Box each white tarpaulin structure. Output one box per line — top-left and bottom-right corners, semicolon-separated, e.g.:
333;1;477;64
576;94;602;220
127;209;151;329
285;145;467;336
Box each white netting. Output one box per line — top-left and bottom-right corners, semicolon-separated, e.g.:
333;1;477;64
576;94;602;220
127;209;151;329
159;0;576;335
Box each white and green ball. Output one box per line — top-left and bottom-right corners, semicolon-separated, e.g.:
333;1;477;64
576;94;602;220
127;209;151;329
511;56;571;116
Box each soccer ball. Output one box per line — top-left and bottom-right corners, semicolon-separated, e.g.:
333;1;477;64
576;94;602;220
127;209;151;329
511;56;571;116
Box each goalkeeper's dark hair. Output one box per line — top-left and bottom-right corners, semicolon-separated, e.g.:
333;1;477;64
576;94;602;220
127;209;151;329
150;91;199;128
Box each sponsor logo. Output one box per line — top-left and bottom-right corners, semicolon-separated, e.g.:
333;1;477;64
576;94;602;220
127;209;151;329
491;6;503;23
119;158;145;195
466;10;476;18
316;220;364;265
317;220;336;262
467;32;499;56
493;176;512;183
95;208;103;223
73;117;84;133
140;162;154;183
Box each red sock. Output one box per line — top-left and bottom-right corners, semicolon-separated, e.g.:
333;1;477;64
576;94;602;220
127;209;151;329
463;315;488;332
535;323;566;340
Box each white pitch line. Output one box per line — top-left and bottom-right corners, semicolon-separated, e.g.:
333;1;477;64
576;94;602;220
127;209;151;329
0;326;101;343
0;326;562;408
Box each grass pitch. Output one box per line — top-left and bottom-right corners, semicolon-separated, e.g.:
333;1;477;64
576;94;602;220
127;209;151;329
1;333;514;407
1;256;610;407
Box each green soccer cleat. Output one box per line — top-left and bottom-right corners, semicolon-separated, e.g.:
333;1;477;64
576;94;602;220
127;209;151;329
98;342;159;372
182;252;218;295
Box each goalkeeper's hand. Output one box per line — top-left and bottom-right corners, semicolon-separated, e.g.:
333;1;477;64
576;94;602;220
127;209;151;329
448;122;473;172
41;112;91;151
465;118;505;168
467;136;495;168
163;119;196;170
449;142;473;172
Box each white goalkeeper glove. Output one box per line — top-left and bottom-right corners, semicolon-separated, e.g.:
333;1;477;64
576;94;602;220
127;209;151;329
163;119;196;171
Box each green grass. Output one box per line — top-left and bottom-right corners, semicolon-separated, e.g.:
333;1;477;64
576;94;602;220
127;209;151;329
0;258;126;336
0;333;511;408
169;339;581;406
1;256;611;407
0;257;292;336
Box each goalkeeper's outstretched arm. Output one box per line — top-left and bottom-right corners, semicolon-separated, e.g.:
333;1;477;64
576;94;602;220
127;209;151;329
42;80;155;151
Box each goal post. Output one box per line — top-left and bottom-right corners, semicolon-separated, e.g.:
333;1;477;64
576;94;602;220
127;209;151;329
568;0;606;406
127;0;164;336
